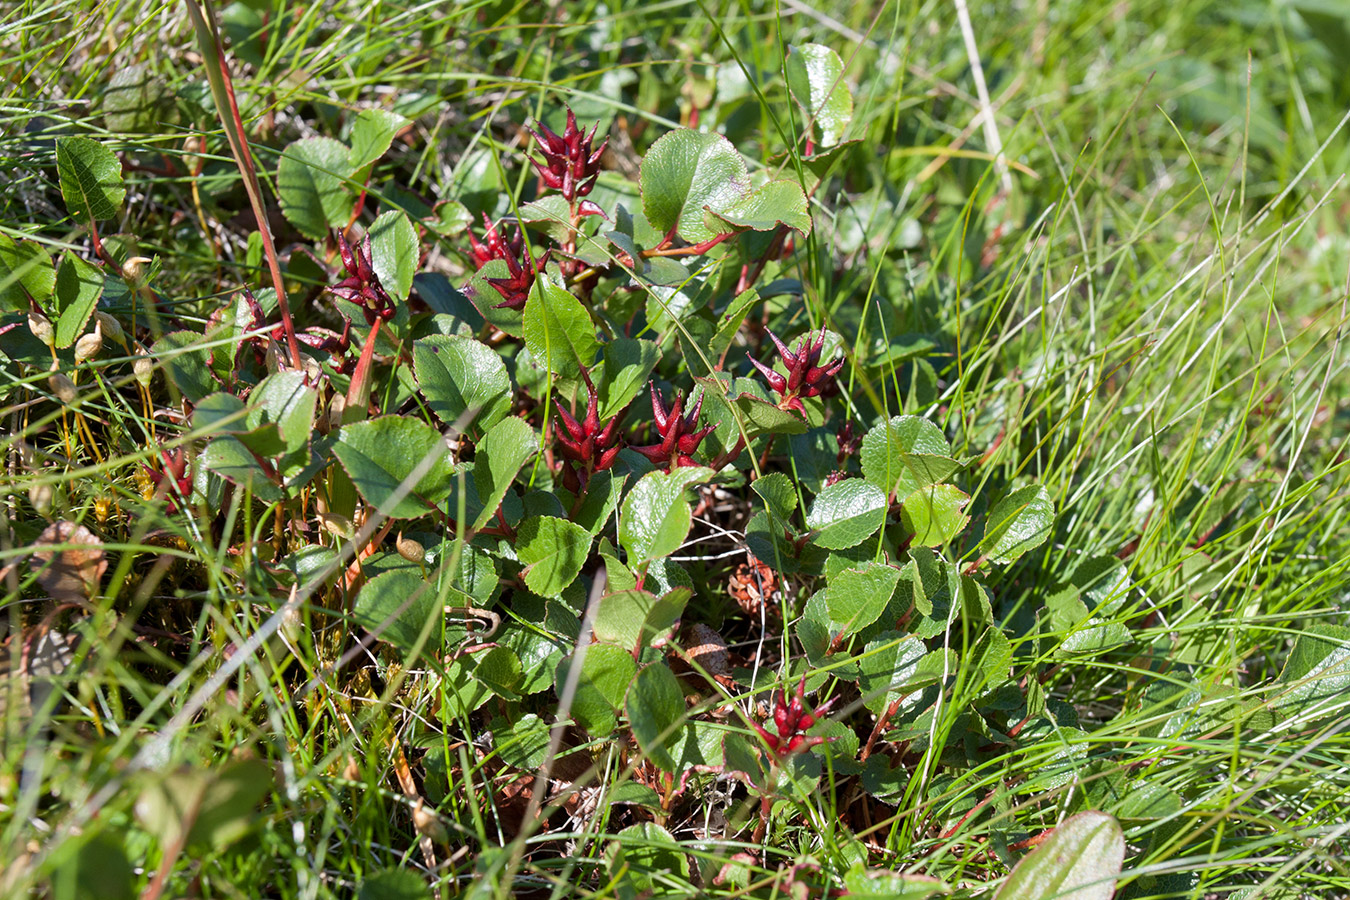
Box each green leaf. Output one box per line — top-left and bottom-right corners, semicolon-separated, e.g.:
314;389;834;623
493;713;551;769
805;478;887;550
516;515;592;597
899;484;970;548
52;251;102;348
841;868;951;900
709;288;759;363
618;467;712;565
855;632;928;714
860;415;958;499
992;811;1125;900
55;136;125;221
827;561;901;638
348;108;408;171
277;137;353;240
625;663;684;771
333;416;455;519
596;337;660;420
470;415;537;530
352;569;441;654
136;759;273;854
247;371;317;455
592;588;691;652
607;823;689;893
200;436;282;502
368;209;417;302
412;334;511;433
705;180;811;237
695;372;809;444
521;277;599;380
49;832;136;900
103;63;172;135
752;471;798;526
152;331;216;403
1277;625;1350;715
785;43;854;147
357;869;431;900
559;644;637;735
472;645;522;698
0;234;54;311
982;485;1055;563
640;129;750;243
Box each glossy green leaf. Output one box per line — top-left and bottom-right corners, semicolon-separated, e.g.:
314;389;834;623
805;478;886;550
0;234;54;311
618;467;711;564
277;136;353;240
640;129;750;243
348;108;408;172
1277;625;1350;715
827;561;901;638
607;823;689;893
52;251;102;348
855;632;927;714
625;663;684;771
152;331;216;403
899;484;970;547
493;713;551;769
705;180;811;237
752;471;798;526
247;371;317;455
596;337;660;419
368;209;417;302
56;136;125;221
860;415;957;499
470;415;537;530
521;277;600;380
559;644;637;736
592;588;691;652
357;869;431;900
351;569;442;654
333;416;455;519
516;515;591;597
200;436;282;502
413;334;511;433
472;645;522;697
785;43;854;146
841;868;950;900
982;485;1055;563
103;63;172;135
992;811;1124;900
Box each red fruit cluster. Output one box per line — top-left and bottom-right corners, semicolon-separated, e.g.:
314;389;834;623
529;108;607;214
467;214;549;311
749;326;845;416
753;677;834;759
239;289;353;374
145;446;192;514
331;232;396;326
555;369;625;492
630;383;715;472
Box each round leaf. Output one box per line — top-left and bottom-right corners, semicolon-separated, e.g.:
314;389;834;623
618;468;712;565
982;485;1055;563
413;334;511;433
516;515;592;597
277;137;353;240
559;644;637;736
0;234;54;311
625;662;684;771
785;43;854;147
899;484;970;548
351;569;442;654
640;129;749;243
333;416;455;519
521;277;600;380
826;561;901;639
56;136;126;221
805;478;886;550
992;811;1125;900
368;209;417;302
